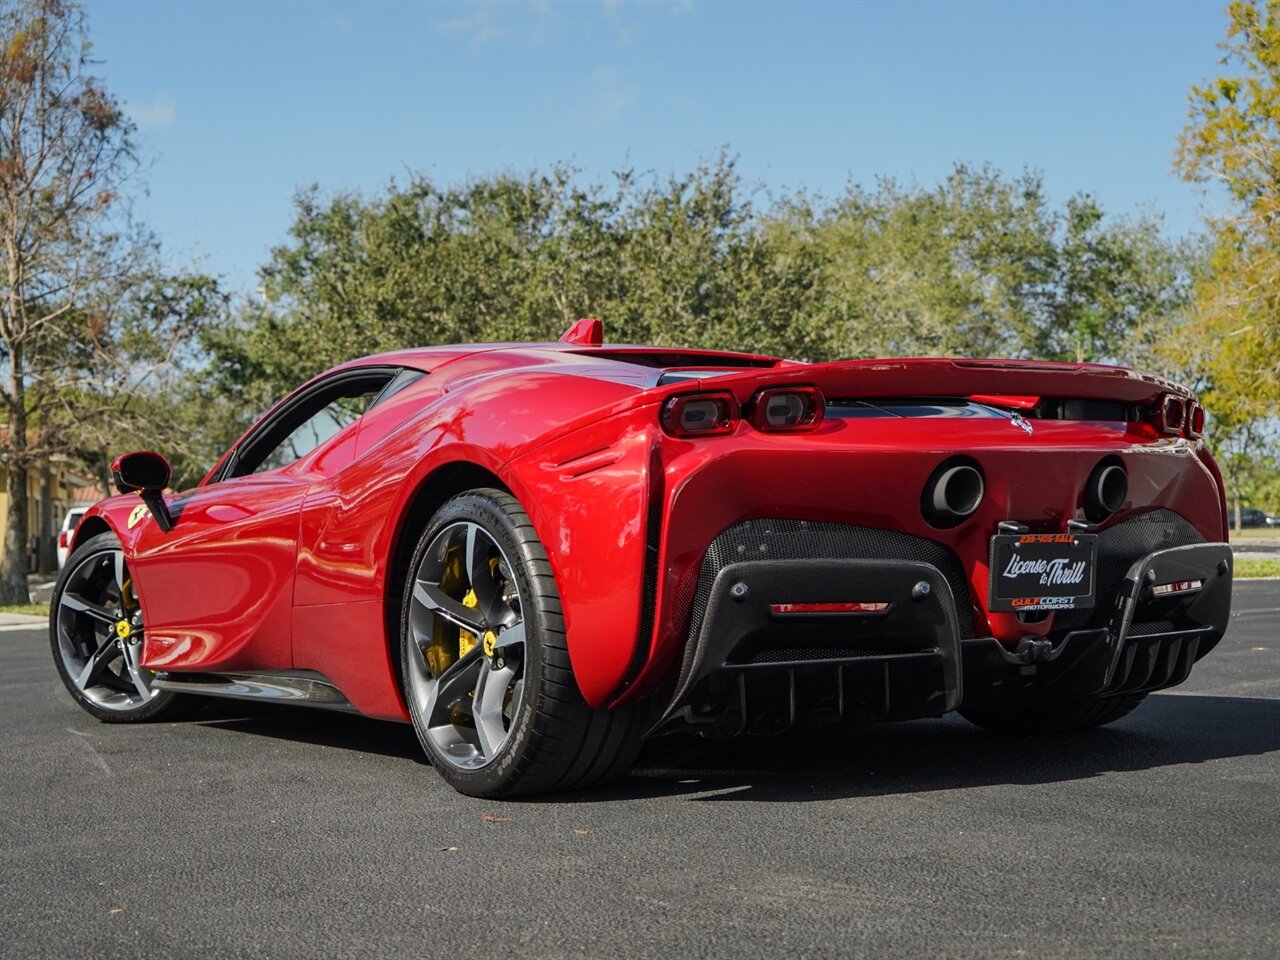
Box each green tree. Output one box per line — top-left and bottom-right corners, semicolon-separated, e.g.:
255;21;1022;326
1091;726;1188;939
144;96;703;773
0;0;139;597
216;160;1193;424
764;166;1190;364
45;266;229;493
0;1;217;581
1174;0;1280;526
216;156;770;400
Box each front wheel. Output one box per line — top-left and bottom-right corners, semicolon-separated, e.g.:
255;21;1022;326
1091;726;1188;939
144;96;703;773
50;531;198;722
959;693;1148;733
401;489;642;797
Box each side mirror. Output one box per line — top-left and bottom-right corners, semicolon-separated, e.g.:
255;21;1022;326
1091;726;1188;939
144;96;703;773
111;451;175;532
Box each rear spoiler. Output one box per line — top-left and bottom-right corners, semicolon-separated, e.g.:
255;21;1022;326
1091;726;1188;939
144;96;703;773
681;357;1189;407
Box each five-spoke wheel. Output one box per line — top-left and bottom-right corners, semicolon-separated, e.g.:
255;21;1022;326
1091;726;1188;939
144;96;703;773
405;518;528;769
401;489;642;797
50;532;192;722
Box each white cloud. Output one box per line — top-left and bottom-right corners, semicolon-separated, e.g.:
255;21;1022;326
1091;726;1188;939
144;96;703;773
435;0;556;48
583;67;633;124
435;3;503;46
599;0;694;10
124;93;175;128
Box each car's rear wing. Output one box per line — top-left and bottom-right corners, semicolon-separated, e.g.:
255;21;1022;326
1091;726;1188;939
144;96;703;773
689;357;1190;407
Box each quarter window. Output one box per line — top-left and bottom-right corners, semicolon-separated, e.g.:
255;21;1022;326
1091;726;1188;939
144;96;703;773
250;392;379;474
227;370;399;478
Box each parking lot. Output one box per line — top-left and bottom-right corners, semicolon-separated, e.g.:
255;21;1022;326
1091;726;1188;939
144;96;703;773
2;581;1277;959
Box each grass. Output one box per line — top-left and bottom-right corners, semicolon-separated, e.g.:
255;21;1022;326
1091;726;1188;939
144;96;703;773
1230;527;1280;542
0;603;48;617
1235;556;1280;579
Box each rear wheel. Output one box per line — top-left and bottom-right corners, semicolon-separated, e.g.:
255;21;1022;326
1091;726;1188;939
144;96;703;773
50;531;198;723
959;693;1148;733
400;489;642;797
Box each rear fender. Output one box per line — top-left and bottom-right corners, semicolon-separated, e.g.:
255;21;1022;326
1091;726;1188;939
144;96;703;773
1195;444;1230;542
290;382;655;713
504;408;658;708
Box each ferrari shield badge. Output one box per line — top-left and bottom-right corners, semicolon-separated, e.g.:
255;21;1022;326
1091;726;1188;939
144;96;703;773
127;503;148;529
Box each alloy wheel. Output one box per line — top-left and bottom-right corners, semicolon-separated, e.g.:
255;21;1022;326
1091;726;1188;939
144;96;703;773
53;545;156;712
405;520;527;769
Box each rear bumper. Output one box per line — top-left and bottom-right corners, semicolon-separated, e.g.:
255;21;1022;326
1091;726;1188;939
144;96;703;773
650;532;1232;737
961;541;1232;709
652;557;964;734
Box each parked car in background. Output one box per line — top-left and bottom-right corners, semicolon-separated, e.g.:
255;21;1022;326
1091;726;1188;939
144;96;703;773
1266;512;1280;528
56;508;88;569
1230;507;1270;528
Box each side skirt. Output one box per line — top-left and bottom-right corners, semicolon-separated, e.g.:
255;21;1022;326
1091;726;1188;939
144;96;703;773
152;670;359;713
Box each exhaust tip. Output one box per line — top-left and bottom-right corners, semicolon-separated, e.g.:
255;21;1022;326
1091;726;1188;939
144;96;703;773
1085;461;1128;522
923;460;984;528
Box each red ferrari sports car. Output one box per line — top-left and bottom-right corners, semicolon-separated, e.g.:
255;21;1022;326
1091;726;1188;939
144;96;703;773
51;319;1233;796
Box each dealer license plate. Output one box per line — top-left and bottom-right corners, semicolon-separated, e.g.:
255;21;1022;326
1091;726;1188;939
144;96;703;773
988;533;1098;612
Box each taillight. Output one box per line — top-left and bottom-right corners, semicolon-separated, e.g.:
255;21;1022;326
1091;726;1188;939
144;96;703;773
749;387;824;432
59;531;69;548
1156;394;1186;435
661;392;739;437
1186;401;1206;438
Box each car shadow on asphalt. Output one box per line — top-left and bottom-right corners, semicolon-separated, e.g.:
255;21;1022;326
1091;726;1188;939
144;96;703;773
192;700;424;761
609;693;1280;803
188;692;1280;803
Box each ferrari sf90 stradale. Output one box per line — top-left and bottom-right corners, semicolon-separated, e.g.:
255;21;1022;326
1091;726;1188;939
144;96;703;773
51;320;1233;796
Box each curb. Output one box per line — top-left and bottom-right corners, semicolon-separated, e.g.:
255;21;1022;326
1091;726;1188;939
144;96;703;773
0;614;48;626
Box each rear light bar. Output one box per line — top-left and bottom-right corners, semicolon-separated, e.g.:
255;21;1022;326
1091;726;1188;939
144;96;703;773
661;392;739;437
770;602;890;615
1151;579;1203;597
1155;394;1186;435
749;387;824;432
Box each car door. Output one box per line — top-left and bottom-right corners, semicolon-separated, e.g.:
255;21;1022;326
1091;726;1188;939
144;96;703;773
129;368;399;673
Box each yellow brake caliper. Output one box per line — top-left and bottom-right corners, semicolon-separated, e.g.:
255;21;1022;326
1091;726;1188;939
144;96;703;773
457;589;480;658
463;591;501;660
426;552;499;676
116;577;139;641
121;577;138;613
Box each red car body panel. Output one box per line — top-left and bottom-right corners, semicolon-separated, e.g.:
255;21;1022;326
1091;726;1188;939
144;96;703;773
621;417;1220;707
72;341;1230;725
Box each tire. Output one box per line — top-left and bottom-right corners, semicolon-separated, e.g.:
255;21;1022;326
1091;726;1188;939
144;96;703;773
400;489;642;798
959;692;1148;733
50;531;200;723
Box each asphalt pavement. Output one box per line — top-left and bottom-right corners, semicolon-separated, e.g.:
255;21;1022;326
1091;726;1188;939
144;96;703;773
2;581;1277;960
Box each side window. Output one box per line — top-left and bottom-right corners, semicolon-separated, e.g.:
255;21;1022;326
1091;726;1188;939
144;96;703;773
228;372;396;479
249;393;378;474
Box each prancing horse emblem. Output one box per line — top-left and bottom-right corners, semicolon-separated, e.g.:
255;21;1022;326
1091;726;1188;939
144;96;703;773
1009;412;1034;436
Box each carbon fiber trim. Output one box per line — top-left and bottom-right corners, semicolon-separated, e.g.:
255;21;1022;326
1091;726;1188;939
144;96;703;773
684;520;974;658
1055;509;1204;632
653;556;964;734
746;645;879;665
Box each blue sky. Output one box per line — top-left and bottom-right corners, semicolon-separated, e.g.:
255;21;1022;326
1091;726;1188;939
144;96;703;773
88;0;1228;295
